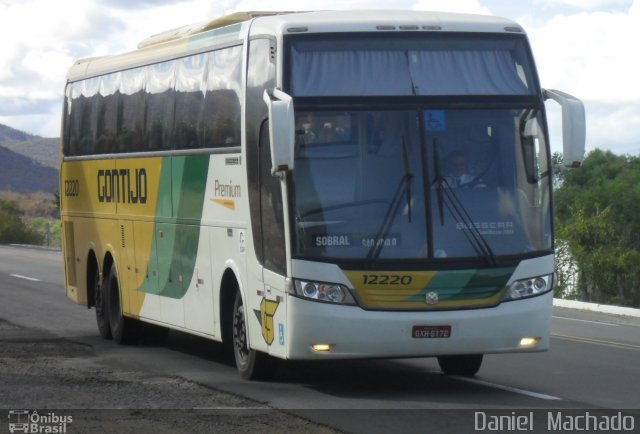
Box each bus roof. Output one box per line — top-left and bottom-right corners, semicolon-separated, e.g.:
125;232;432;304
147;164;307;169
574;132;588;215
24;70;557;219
249;10;523;36
66;10;525;82
137;11;288;49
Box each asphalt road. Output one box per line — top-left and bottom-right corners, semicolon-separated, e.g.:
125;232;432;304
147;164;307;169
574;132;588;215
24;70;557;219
1;245;639;433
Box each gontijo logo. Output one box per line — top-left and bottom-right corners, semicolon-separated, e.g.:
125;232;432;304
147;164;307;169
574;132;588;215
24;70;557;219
97;168;148;204
7;410;72;433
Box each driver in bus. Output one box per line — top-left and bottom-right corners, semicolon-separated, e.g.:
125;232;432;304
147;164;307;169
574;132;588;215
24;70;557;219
445;151;485;188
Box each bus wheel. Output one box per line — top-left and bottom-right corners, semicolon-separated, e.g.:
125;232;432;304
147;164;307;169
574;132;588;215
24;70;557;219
94;267;112;339
437;354;483;377
105;266;137;344
232;291;276;380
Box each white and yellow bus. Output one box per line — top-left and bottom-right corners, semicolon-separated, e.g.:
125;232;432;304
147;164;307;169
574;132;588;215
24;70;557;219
60;10;585;379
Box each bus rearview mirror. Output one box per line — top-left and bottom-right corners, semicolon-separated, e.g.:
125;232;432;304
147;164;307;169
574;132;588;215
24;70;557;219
543;89;586;168
263;89;295;176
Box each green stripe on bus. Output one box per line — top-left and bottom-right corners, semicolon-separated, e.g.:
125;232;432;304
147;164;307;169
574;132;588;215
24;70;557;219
408;267;515;302
139;155;210;299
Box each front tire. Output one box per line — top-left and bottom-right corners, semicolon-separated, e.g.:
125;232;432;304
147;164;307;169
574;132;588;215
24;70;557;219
232;291;276;380
105;265;137;344
437;354;483;377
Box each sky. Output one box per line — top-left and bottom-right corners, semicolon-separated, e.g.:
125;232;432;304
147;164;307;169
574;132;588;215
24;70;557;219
0;0;638;155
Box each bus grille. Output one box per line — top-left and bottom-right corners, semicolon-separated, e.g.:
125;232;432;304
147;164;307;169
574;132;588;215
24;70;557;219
343;267;516;310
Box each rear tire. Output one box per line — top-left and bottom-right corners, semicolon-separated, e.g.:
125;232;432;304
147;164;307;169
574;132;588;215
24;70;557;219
94;267;112;339
232;291;276;380
437;354;483;377
105;266;138;344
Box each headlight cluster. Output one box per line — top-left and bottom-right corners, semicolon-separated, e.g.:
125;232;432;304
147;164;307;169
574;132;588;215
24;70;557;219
503;274;553;301
292;279;356;305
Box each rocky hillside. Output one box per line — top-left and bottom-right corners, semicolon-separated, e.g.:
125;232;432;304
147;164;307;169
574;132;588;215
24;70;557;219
0;123;59;169
0;124;59;193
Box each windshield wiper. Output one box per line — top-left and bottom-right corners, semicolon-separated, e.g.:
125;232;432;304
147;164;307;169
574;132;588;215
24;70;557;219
365;136;413;264
402;136;412;223
432;138;446;225
431;139;497;266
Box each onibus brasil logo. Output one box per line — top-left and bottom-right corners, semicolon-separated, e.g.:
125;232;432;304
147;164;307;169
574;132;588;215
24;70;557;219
8;410;72;433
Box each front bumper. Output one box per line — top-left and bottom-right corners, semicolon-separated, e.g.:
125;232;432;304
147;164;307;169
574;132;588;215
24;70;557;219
285;291;552;359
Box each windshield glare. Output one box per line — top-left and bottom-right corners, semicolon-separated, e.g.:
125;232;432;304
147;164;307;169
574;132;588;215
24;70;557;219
291;109;551;262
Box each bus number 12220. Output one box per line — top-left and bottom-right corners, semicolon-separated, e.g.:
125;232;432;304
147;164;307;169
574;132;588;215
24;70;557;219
362;274;413;285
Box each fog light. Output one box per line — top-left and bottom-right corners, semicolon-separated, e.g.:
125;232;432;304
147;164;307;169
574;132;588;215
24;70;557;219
519;337;540;348
311;344;333;352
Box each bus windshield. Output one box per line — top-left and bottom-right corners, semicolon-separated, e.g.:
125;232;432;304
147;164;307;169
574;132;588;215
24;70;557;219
291;108;551;262
287;34;549;263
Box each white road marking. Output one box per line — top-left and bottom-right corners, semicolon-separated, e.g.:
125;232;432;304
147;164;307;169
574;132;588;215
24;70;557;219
193;407;271;410
454;377;562;401
10;274;41;282
552;333;640;351
553;316;619;327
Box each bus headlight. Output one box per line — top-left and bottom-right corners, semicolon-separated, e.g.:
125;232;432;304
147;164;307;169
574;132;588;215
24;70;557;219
503;274;552;301
292;279;356;305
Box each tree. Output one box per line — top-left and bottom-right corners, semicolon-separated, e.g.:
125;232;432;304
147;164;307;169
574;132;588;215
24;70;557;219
52;190;61;219
554;149;640;307
0;199;43;245
551;151;565;190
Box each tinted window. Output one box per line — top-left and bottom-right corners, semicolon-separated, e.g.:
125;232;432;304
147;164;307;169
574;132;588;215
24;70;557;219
175;53;207;149
145;61;175;150
63;45;243;156
202;45;242;147
96;72;120;154
289;35;535;97
65;82;83;156
118;67;146;152
246;38;276;267
79;77;100;155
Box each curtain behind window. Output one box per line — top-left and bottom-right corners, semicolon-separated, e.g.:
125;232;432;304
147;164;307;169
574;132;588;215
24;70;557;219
290;43;531;97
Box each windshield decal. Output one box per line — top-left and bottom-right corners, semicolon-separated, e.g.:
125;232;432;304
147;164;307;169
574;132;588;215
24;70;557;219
456;221;515;236
312;233;402;248
425;110;446;132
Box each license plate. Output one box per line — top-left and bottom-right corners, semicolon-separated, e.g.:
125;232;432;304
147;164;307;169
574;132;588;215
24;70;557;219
412;325;451;339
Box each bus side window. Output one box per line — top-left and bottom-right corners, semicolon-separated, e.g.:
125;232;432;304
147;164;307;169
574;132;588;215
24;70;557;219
80;77;99;155
96;72;119;154
65;82;82;156
246;38;277;267
175;53;207;150
259;121;286;274
119;67;146;153
202;45;242;148
145;60;175;151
